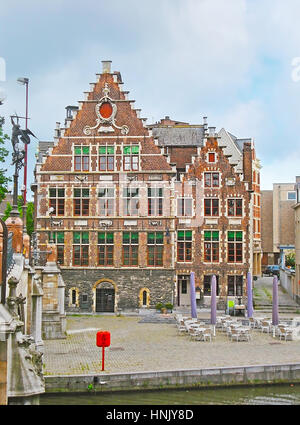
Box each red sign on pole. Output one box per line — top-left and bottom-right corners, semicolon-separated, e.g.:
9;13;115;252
96;331;111;371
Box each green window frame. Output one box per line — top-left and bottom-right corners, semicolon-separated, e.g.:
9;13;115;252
204;231;219;262
74;146;90;171
99;145;115;171
98;232;114;266
123;145;139;171
147;232;164;266
227;231;243;263
122;232;139;266
73;188;89;216
73;232;89;266
177;230;192;262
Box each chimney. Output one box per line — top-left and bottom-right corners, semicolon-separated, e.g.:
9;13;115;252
243;142;253;191
55;122;61;138
102;60;112;74
208;126;216;136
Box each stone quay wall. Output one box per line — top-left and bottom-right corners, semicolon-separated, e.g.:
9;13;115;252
44;363;300;394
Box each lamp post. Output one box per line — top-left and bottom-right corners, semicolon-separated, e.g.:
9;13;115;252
17;77;29;204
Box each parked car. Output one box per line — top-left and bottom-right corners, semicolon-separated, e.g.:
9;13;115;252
264;265;280;277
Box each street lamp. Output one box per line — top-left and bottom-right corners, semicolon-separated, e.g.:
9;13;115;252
17;77;29;204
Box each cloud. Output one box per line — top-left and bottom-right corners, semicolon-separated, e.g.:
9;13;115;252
2;0;300;195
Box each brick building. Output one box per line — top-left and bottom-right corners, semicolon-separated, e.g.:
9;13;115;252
261;183;296;268
32;60;260;312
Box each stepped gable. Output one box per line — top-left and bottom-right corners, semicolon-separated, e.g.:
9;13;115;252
41;62;173;173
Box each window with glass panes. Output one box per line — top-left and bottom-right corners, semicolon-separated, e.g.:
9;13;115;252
73;188;89;216
204;231;219;262
227;275;243;296
73;232;89;266
177;230;192;262
99;145;114;171
97;232;114;266
227;199;243;217
123;145;139;171
147;232;164;266
227;231;243;263
48;231;65;265
98;186;115;216
49;188;65;216
177;198;193;216
204;198;219;216
74;146;90;171
123;187;139;216
204;172;219;188
122;232;139;266
148;187;163;216
203;275;220;296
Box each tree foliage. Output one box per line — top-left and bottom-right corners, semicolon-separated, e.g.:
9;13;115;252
2;195;35;236
285;251;295;268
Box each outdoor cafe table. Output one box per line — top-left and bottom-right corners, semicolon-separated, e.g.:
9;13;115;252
233;305;246;316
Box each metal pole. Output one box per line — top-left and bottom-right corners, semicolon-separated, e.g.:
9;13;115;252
0;218;8;304
23;81;28;204
102;346;105;371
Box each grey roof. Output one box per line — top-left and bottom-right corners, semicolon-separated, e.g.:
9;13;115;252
151;126;204;146
227;132;252;153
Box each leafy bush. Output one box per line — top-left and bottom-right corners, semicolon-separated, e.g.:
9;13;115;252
155;302;165;311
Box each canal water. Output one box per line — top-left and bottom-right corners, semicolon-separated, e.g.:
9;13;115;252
41;384;300;405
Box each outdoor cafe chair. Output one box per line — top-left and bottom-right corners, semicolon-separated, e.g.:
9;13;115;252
230;328;240;342
238;330;251;342
202;328;213;342
177;321;187;334
189;327;205;341
260;321;271;333
283;328;293;341
174;314;183;323
277;326;286;340
226;326;233;339
248;317;256;328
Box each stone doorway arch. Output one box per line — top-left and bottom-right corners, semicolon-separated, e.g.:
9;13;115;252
92;279;117;313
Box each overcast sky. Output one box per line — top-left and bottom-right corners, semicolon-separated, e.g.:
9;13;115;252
1;0;300;198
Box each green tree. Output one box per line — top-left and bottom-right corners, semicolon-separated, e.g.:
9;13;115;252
3;197;34;236
0;120;11;203
2;201;12;221
25;201;34;236
285;251;295;268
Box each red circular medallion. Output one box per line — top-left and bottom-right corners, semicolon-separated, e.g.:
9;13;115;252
99;102;113;119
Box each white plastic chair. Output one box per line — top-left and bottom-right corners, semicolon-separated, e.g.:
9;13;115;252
260;321;270;333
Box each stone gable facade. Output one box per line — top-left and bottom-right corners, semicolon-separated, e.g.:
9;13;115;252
33;60;260;313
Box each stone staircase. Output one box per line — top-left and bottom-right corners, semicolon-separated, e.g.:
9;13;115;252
254;303;300;314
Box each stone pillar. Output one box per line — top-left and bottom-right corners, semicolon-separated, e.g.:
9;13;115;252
58;274;66;336
5;217;23;254
31;273;44;352
0;304;15;405
41;244;66;339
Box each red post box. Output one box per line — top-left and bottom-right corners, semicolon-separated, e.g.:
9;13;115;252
96;331;111;347
96;331;111;371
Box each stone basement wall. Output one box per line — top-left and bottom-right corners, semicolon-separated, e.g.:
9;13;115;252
62;269;174;313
